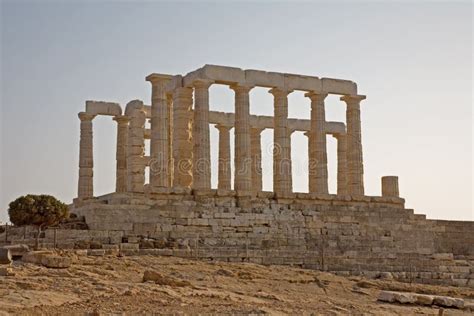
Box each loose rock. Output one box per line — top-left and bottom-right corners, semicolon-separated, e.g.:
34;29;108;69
142;270;191;287
0;249;12;264
41;255;72;269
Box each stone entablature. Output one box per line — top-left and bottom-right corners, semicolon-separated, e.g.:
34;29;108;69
76;64;393;201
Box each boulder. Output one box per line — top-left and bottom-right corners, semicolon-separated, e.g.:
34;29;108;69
22;251;71;269
0;249;12;264
378;291;397;303
414;294;434;305
0;267;14;276
142;270;191;287
378;291;416;304
40;255;71;269
394;292;416;304
433;296;464;309
22;251;53;264
3;244;29;257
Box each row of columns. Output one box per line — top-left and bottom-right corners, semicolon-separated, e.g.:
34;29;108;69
214;125;350;195
77;82;365;199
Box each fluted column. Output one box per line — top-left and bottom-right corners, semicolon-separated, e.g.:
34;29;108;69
167;94;174;187
147;75;172;189
341;95;366;196
172;87;194;188
305;92;328;194
231;84;253;192
382;176;399;197
78;112;96;199
113;115;130;193
250;127;264;192
269;88;293;196
333;133;348;195
215;124;232;190
127;104;147;193
193;80;213;189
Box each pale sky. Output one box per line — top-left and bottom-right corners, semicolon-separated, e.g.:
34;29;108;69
1;1;472;222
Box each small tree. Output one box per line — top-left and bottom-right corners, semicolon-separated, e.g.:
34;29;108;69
8;194;69;249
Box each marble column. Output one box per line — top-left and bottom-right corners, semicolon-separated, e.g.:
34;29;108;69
305;92;328;194
215;124;232;190
113;115;130;193
231;84;253;192
127;104;147;193
381;176;399;197
341;95;366;196
147;75;171;189
78;112;96;199
269;88;293;195
192;80;213;190
167;94;173;187
172;87;194;188
332;133;348;195
303;131;312;193
250;127;265;192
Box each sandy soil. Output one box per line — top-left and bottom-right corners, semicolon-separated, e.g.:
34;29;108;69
0;253;473;315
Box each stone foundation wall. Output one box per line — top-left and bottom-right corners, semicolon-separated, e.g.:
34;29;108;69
4;191;473;288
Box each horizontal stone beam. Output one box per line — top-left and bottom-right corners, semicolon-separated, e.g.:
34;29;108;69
143;111;344;137
88;100;346;136
85;101;122;116
179;64;357;95
208;111;345;135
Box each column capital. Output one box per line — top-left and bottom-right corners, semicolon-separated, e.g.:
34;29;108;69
230;83;254;93
214;124;233;132
113;115;130;124
250;126;265;134
193;79;214;89
78;112;96;121
340;94;366;104
145;73;173;84
269;87;293;97
331;132;345;140
304;91;328;101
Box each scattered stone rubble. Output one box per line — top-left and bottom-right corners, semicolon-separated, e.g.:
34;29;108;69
378;290;471;310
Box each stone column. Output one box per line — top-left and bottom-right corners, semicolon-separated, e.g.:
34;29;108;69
147;75;171;189
332;133;348;195
305;92;328;194
231;84;253;192
167;94;174;187
172;87;194;188
269;88;293;196
341;95;366;196
78;112;96;199
113;115;130;193
127;105;147;193
382;176;399;197
215;124;232;190
250;127;264;192
192;80;213;190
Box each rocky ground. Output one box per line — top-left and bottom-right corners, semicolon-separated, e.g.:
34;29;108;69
0;252;473;315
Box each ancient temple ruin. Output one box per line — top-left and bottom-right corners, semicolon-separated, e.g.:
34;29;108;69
76;64;398;199
70;65;473;288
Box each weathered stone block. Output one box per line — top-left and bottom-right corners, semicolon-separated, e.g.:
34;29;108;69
86;100;122;116
284;73;321;92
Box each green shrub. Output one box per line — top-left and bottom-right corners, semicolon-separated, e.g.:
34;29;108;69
8;194;69;248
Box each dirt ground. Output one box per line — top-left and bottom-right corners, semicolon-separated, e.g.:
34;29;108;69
0;253;473;315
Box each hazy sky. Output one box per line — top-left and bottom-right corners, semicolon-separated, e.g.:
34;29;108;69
1;1;472;222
